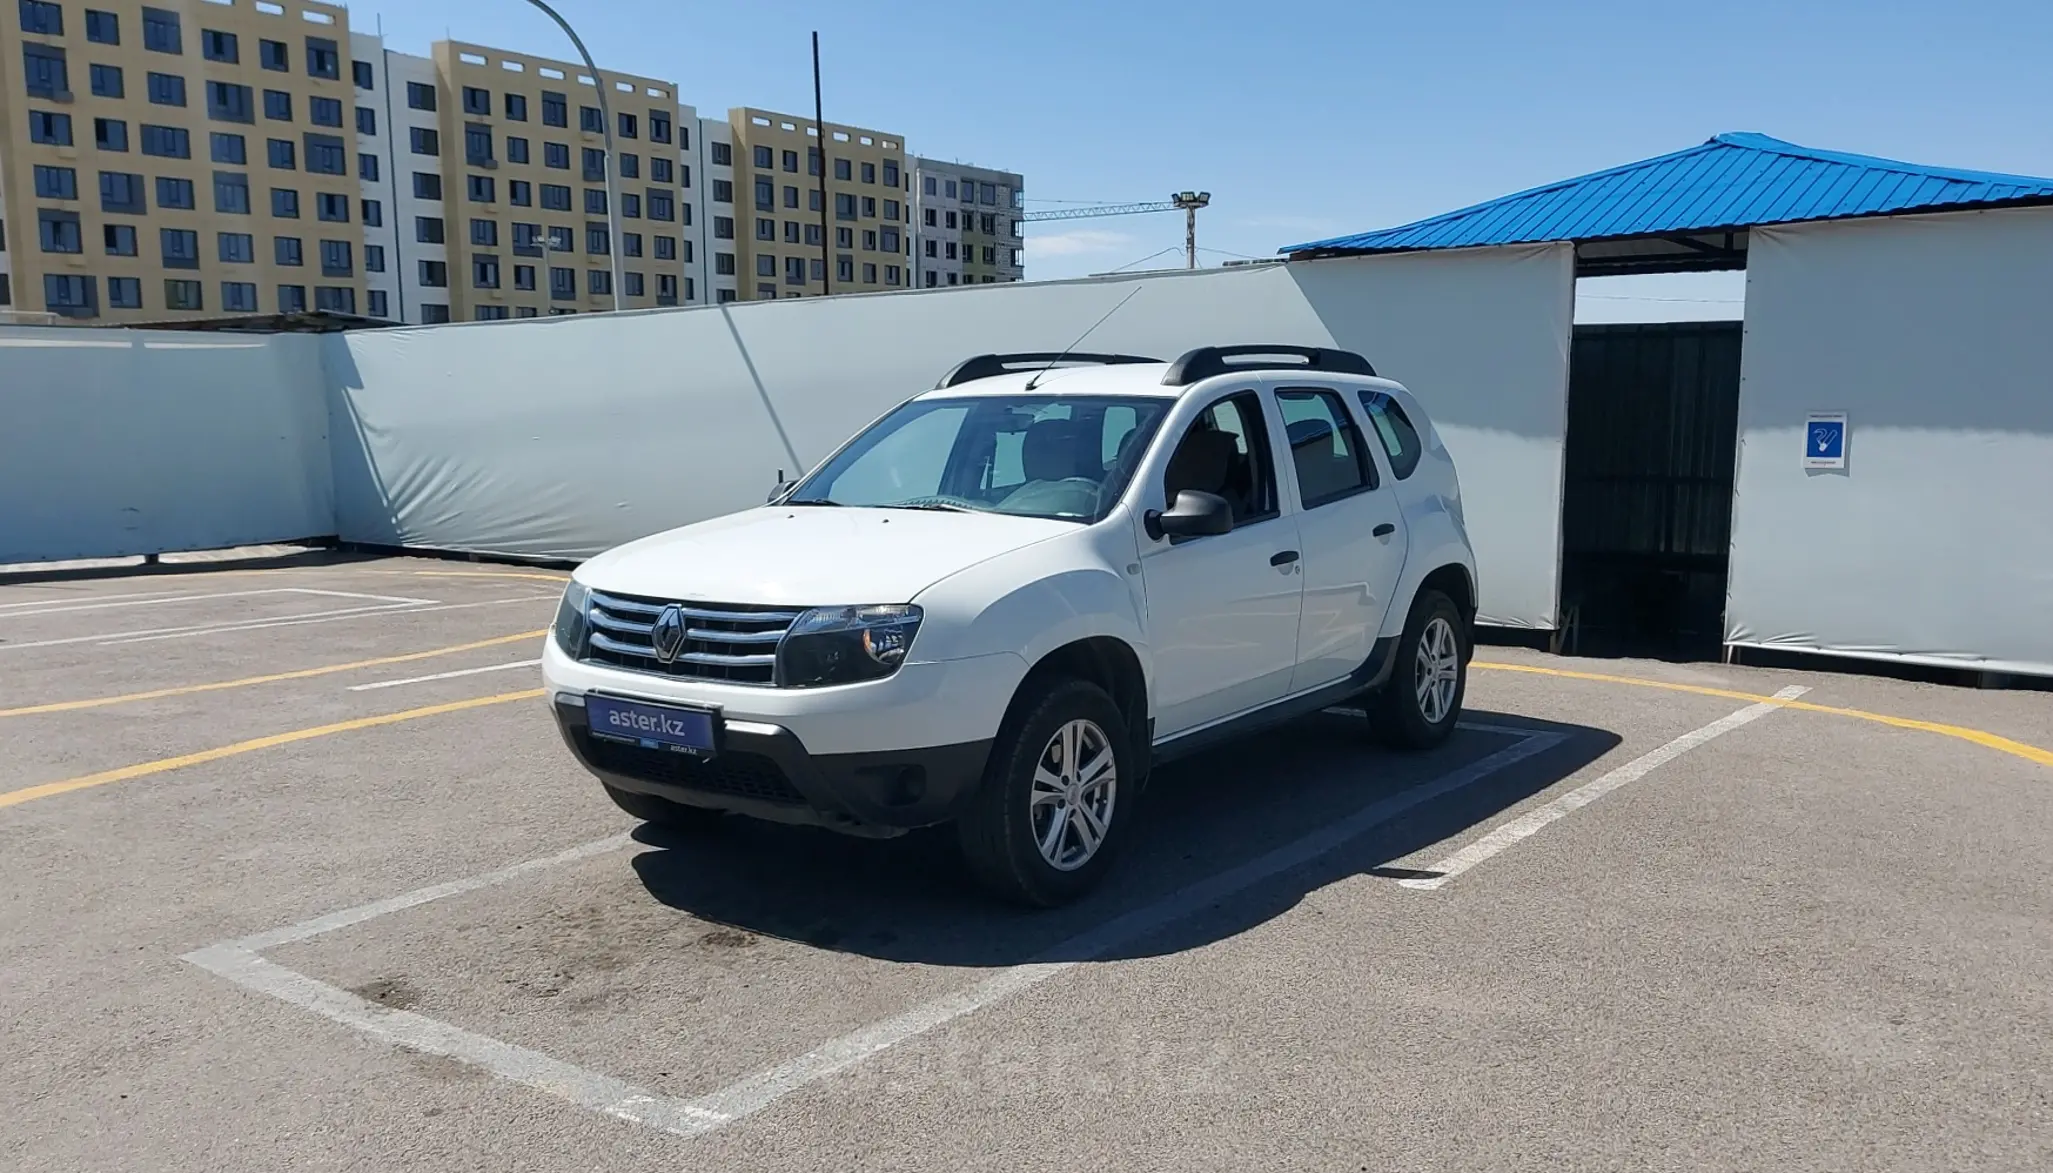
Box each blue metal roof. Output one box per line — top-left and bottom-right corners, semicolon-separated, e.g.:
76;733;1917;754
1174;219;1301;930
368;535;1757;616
1284;133;2053;255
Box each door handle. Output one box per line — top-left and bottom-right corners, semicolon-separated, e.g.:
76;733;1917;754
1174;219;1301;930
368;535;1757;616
1270;550;1300;567
1372;523;1396;538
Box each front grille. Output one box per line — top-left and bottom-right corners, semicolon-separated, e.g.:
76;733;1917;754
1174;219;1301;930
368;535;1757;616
578;734;807;806
581;589;799;686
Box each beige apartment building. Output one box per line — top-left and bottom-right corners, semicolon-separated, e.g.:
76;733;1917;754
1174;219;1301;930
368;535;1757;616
1;0;368;322
727;107;909;300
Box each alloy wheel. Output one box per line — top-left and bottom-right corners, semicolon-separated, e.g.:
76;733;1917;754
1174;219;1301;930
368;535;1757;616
1414;615;1461;725
1028;718;1118;871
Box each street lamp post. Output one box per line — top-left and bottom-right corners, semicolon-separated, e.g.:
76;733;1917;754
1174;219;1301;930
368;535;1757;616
1172;190;1211;270
519;0;623;313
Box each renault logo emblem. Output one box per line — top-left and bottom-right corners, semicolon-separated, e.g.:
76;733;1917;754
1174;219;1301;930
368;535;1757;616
649;604;688;665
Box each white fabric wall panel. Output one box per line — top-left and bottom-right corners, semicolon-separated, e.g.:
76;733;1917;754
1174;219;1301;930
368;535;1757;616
327;244;1573;626
0;329;332;563
1728;208;2053;676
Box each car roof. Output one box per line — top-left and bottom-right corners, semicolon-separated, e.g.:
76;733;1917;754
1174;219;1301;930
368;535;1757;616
912;362;1410;402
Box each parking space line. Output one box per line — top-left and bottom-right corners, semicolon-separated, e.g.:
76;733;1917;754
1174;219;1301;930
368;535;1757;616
1473;660;2053;769
180;721;1570;1140
0;587;436;620
348;658;542;692
406;570;572;584
0;688;545;810
2;601;442;652
1399;684;1811;891
0;630;546;719
79;595;555;649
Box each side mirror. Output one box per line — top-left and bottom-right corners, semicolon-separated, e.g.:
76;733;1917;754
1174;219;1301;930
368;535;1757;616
1144;490;1234;540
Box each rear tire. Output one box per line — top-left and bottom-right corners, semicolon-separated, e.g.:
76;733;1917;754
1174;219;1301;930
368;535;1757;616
1371;589;1468;750
600;782;725;832
957;679;1133;907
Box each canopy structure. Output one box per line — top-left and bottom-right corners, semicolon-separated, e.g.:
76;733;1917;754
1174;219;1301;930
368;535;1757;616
1283;132;2053;276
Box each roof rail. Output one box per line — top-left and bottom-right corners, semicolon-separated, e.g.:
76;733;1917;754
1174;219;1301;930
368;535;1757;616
1160;345;1376;386
935;352;1161;389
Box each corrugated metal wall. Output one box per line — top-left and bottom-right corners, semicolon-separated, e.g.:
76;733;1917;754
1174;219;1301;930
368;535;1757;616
1559;322;1743;657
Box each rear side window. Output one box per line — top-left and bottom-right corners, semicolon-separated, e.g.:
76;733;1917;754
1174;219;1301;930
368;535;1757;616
1277;388;1375;507
1358;390;1423;480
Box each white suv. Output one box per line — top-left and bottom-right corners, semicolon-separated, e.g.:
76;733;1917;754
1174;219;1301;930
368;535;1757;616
542;345;1477;905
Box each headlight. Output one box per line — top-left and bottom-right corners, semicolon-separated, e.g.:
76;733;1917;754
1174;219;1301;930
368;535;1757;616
776;604;922;688
553;580;590;656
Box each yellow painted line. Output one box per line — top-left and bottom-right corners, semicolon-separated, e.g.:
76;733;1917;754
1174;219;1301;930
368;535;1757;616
0;629;548;719
1473;660;2053;769
0;688;548;810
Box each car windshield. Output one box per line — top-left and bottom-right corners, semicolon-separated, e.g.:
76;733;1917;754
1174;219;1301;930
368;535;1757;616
785;394;1172;522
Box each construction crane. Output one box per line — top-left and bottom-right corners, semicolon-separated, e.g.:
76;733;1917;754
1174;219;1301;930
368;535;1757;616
1023;192;1213;269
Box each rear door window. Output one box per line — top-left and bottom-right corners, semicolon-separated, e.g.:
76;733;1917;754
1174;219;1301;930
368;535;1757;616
1357;390;1423;479
1277;387;1375;508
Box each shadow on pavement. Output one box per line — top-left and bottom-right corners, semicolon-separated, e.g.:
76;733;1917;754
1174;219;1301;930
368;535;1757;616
628;707;1619;966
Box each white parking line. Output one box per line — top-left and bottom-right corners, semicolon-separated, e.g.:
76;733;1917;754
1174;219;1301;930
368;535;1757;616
0;595;555;652
183;721;1568;1141
1398;684;1811;891
348;658;542;691
0;587;435;620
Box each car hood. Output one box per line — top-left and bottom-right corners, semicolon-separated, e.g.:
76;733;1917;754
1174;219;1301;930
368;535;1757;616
575;506;1078;606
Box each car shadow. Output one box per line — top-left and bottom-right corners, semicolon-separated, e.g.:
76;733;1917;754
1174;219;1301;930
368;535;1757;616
628;707;1619;966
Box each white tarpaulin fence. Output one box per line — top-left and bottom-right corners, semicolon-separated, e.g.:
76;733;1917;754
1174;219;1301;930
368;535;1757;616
324;247;1574;629
0;329;332;563
1727;206;2053;676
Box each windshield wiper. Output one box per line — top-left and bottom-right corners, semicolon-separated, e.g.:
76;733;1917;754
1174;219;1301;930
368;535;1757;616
782;499;843;506
886;501;975;513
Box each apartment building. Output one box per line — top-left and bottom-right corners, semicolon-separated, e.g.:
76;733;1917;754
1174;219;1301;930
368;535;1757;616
726;108;908;300
911;158;1023;288
1;0;369;322
695;113;734;303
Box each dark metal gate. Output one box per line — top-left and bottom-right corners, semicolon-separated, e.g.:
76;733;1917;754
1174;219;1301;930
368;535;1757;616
1558;322;1743;659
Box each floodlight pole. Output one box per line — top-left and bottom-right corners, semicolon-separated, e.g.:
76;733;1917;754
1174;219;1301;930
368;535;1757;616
522;0;623;312
1172;190;1211;270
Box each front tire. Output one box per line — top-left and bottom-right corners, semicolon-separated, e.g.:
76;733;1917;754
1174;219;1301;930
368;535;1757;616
600;782;725;832
958;679;1133;907
1371;589;1468;749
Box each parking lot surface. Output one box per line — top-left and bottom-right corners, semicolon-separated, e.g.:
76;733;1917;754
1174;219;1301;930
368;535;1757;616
4;553;2051;1172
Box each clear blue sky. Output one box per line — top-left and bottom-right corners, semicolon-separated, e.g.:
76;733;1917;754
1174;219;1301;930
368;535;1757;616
345;0;2053;299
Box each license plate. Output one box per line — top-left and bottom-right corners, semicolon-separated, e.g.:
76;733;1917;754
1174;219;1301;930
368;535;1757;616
585;695;720;757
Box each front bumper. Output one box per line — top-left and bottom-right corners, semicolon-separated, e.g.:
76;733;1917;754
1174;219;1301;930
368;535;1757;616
552;699;992;835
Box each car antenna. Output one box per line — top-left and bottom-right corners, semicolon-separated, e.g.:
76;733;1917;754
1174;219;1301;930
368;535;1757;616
1024;287;1144;390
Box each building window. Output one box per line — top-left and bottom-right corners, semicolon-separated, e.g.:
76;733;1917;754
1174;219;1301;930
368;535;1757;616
418;259;447;287
945;242;957;260
547;225;573;251
589;269;611;295
471;218;498;246
711;178;733;204
624;271;644;296
204;132;243;164
617;111;636;139
586;224;609;255
218;232;254;263
514;263;536;290
361;197;382;226
197;28;238;63
749;144;771;169
582;147;606;181
413;171;441;199
43;274;97;318
622;232;643;257
358;152;379;181
540;184;571;211
944;211;957;230
20;0;62;34
718;288;737;303
714;252;735;275
947;273;958;286
353;106;377;136
367;290;389;318
30;110;73;146
87;62;123;99
650;157;673;184
884;161;899;187
980;213;996;235
649;110;671;144
472;255;499;289
792;257;813;285
474;306;508;321
365;243;385;271
654;235;675;260
983;246;997;265
278;284;307;313
99;170;145;213
419;303;449;323
862;229;876;251
579;105;602;133
506;136;529;164
467;174;495;203
354;59;374;90
549;266;575;299
713;216;734;240
835;193;856;221
884;199;900;221
753;178;773;211
505;93;528;121
207;81;253;123
755;218;774;241
33;165;76;200
415;216;444;243
160;227;200;268
305;37;339;80
410;126;439;156
84;7;118;41
544;141;569;169
541;90;566;127
980;182;997;205
621;193;640;219
881;227;900;253
104;223;138;255
141;6;181;53
464;124;494;166
39;210;83;254
682;202;692;226
710;141;731;166
834;158;851;181
100;276;139;308
24;44;68;98
272;188;300;218
862;263;877;284
316;191;349;222
924;240;937;258
259;38;287;71
860;162;876;185
304;133;346;175
513;222;543;255
263;89;292;121
267;138;296;169
215;172;251;214
155;176;195;209
407;81;436;111
835;257;853;282
885;265;900;286
462;85;490;116
96;117;129;152
309;97;343;128
509;180;532;206
619;153;639;180
861;196;877;218
784;221;799;244
315;286;354;313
